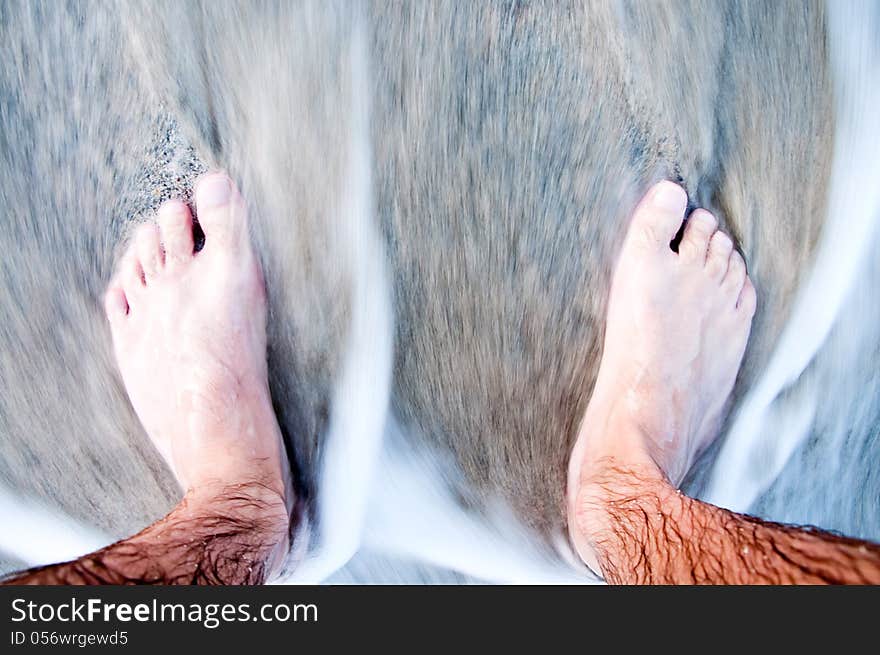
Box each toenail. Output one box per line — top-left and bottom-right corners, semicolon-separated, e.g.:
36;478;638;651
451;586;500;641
196;174;231;209
651;181;687;213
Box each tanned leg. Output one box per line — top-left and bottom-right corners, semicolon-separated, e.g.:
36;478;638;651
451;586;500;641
580;464;880;584
567;181;880;584
4;173;294;585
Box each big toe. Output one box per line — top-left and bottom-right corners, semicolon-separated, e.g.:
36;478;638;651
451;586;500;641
194;172;247;249
627;181;688;253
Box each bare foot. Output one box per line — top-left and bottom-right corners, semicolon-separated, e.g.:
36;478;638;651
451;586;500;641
105;173;291;558
567;180;756;572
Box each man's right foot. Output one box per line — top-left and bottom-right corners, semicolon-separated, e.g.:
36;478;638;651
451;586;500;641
566;180;756;571
105;173;292;570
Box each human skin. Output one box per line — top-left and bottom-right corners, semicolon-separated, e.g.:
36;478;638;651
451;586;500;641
578;461;880;584
4;484;288;585
4;173;293;585
6;177;880;585
567;181;880;584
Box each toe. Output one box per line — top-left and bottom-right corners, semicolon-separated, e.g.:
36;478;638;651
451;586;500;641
159;199;195;268
104;285;128;323
705;230;734;282
120;253;145;301
135;223;163;282
737;276;757;317
194;172;246;247
627;180;688;253
679;209;717;264
722;250;747;298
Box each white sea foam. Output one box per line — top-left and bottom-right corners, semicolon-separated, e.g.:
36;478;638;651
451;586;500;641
0;485;110;568
278;17;394;583
704;0;880;512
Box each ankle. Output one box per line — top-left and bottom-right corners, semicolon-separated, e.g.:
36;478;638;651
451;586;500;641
571;453;671;577
569;403;669;573
575;395;661;482
172;403;289;499
183;478;290;565
185;478;288;525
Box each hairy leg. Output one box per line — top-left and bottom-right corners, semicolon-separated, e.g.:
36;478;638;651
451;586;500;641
4;483;287;585
567;181;880;584
4;173;293;585
581;462;880;584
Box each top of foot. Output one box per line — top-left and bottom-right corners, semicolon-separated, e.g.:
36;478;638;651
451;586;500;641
105;173;291;547
567;180;756;571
